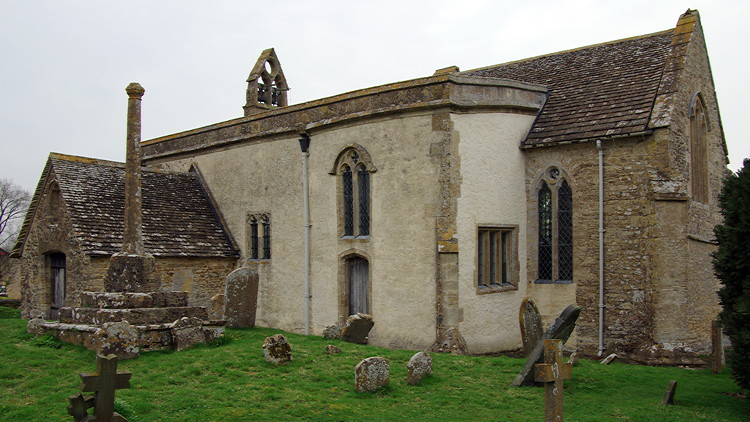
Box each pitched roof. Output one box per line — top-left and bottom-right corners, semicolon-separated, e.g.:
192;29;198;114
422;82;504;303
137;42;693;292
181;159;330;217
15;154;238;258
462;30;674;147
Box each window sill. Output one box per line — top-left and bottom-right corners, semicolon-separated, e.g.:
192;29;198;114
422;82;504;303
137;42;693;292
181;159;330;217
476;283;518;295
339;235;370;241
246;259;271;264
534;279;573;284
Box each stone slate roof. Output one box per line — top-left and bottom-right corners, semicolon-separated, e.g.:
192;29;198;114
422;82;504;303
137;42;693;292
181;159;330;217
36;154;238;257
463;30;673;147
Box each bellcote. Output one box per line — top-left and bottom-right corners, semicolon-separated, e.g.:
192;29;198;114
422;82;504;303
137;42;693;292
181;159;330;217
243;48;289;116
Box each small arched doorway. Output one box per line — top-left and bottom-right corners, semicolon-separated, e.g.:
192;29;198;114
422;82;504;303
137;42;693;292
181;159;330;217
49;252;66;319
347;256;369;315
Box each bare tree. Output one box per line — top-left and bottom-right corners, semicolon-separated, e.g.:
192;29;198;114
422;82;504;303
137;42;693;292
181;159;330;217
0;178;31;249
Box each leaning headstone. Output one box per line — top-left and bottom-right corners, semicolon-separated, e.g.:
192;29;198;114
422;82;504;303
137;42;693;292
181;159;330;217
263;334;292;364
340;313;374;344
661;380;678;405
325;345;342;355
534;339;572;422
69;354;131;422
600;353;618;365
355;357;390;393
92;321;140;360
407;352;433;385
519;297;544;357
512;304;581;386
223;267;259;328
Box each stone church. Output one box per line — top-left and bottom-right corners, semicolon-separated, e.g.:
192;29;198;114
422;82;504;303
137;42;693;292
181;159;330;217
13;10;727;364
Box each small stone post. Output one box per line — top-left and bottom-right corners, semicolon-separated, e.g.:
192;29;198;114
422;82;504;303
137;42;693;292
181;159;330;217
711;319;723;374
534;339;572;422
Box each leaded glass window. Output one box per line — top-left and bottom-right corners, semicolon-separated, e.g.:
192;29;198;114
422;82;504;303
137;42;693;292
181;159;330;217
536;172;574;283
343;165;354;236
538;183;553;280
558;180;573;280
358;166;370;236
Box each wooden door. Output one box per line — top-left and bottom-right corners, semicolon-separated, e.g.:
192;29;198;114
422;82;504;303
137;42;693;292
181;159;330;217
348;257;369;315
50;253;66;319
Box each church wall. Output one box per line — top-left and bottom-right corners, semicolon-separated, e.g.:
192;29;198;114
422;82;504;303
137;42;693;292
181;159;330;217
19;178;96;319
647;18;726;361
524;137;662;359
453;112;534;354
150;113;441;350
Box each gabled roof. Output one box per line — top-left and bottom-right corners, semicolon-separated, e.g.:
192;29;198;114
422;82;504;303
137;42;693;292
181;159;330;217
13;154;239;258
462;30;674;147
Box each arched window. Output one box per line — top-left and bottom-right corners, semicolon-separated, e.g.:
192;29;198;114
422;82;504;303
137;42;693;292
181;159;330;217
331;145;376;238
247;213;271;260
536;168;573;282
689;93;710;203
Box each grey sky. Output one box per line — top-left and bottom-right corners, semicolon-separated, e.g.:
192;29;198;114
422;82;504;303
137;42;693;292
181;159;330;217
2;1;747;194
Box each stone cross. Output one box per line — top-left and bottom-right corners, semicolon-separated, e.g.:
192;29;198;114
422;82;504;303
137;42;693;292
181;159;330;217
534;339;572;422
78;354;132;422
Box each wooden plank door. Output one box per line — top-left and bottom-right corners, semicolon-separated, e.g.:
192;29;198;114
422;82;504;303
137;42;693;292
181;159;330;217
348;257;369;315
50;253;66;319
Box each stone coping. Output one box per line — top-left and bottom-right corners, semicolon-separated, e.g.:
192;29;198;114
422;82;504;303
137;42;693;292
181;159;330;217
142;74;548;161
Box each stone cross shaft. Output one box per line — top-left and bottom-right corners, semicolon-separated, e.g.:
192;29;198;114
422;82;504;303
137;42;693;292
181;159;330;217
534;339;572;422
79;354;131;422
123;82;145;255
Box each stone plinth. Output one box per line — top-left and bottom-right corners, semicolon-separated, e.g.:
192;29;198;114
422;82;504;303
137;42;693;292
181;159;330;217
102;253;159;292
59;306;208;325
80;291;189;309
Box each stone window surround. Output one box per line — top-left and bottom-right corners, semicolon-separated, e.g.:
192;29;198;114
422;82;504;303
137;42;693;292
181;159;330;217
331;144;376;241
689;91;711;204
246;212;271;261
533;166;574;284
474;224;519;295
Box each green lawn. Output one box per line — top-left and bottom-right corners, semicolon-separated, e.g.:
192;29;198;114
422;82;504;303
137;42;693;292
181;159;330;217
1;306;747;421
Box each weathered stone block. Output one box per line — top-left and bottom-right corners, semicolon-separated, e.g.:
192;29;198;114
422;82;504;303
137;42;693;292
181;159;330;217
325;344;342;355
406;352;432;385
355;357;390;393
92;321;140;359
263;334;292;364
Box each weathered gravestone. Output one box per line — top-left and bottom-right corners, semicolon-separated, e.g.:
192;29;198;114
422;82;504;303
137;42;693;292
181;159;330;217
340;313;374;344
519;297;544;357
263;334;292;364
355;357;390;392
92;321;140;360
512;304;581;386
661;380;678;405
407;352;433;385
223;267;260;328
68;354;131;422
534;339;572;422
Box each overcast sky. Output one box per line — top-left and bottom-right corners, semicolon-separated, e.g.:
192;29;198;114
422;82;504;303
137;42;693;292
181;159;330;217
1;1;747;194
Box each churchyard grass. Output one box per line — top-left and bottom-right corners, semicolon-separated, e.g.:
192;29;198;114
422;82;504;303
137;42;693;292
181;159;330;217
1;307;747;421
